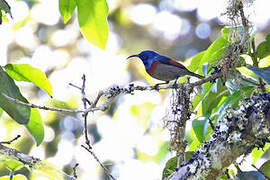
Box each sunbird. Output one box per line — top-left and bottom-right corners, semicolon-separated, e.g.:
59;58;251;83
127;50;204;87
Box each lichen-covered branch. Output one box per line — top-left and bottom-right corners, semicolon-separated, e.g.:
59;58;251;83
0;139;76;180
0;144;40;168
0;70;223;116
168;93;270;180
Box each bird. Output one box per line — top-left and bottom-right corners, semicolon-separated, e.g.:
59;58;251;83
127;50;204;88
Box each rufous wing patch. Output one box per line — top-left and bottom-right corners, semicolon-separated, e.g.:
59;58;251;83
169;59;188;70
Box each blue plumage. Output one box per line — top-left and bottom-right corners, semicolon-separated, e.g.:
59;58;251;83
127;50;204;85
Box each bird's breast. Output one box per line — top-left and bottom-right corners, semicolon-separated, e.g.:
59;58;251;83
147;61;185;81
146;61;159;75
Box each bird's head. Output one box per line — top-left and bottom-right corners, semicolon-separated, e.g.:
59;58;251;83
127;50;159;69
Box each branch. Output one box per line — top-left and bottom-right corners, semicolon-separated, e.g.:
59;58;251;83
0;69;223;116
168;93;270;180
75;75;116;180
0;143;40;168
0;135;21;144
167;1;261;179
0;144;76;179
81;145;116;180
72;163;79;179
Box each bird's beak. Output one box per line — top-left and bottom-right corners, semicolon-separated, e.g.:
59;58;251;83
127;54;138;59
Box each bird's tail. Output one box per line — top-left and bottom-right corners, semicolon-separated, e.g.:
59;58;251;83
189;72;204;79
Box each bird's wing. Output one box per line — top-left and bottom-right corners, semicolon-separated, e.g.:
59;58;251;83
156;56;188;70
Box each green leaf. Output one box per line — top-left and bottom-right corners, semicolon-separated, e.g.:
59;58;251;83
202;79;229;117
236;171;265;180
247;66;270;85
0;11;2;25
257;34;270;59
178;51;205;83
0;174;27;180
26;108;44;146
192;82;213;113
0;0;12;18
187;51;205;72
236;66;258;80
192;117;208;142
215;90;242;123
221;26;249;43
252;143;270;164
4;64;53;97
260;160;270;177
59;0;76;23
31;160;68;179
0;107;3;118
155;142;169;163
221;27;232;42
215;86;253;124
258;55;270;68
225;79;241;94
185;151;194;161
198;37;230;75
0;67;30;124
162;156;177;180
188;129;202;151
0;157;24;171
76;0;109;49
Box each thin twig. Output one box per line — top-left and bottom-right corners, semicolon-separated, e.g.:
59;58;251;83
81;74;88;110
9;171;14;180
0;92;106;113
81;145;116;180
208;118;215;131
0;135;21;144
83;112;92;149
1;92;84;113
73;163;79;179
76;75;116;180
70;81;92;105
69;83;82;90
81;75;92;150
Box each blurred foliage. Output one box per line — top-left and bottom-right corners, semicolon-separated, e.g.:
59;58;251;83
236;171;265;180
162;156;177;179
0;174;27;180
0;0;12;24
0;0;270;179
260;160;270;177
0;155;24;172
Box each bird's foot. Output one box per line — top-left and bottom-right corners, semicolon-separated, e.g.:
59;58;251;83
153;81;169;91
172;83;178;88
154;84;160;91
172;79;179;88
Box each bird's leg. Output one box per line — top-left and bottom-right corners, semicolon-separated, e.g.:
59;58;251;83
154;81;169;90
172;77;179;88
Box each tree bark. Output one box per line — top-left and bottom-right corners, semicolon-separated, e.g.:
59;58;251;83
168;93;270;180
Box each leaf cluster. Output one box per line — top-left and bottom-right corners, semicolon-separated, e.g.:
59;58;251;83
163;29;270;179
